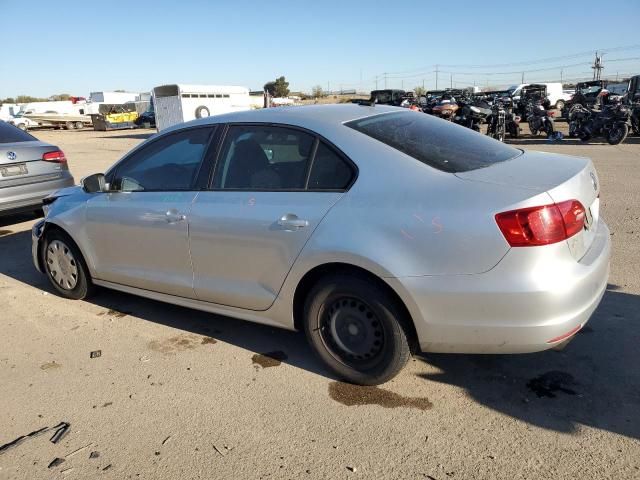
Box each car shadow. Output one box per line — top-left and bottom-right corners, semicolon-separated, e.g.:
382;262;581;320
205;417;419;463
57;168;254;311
1;229;638;441
0;229;335;380
416;284;640;441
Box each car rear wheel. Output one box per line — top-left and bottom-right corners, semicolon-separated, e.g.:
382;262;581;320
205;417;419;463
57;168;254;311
303;273;412;385
43;229;93;300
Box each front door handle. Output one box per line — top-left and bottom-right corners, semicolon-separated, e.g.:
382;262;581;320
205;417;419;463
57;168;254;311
166;209;186;223
277;213;308;230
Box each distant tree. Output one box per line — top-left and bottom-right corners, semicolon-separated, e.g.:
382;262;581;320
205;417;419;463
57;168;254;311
15;95;48;103
263;81;276;96
273;76;290;97
312;85;324;98
1;97;16;104
263;76;290;98
49;93;71;101
414;86;426;97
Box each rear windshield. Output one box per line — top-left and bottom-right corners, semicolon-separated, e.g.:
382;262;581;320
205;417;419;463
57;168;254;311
0;121;36;143
345;111;521;173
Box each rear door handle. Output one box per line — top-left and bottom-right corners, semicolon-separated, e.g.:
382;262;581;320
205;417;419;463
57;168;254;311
277;213;308;230
166;209;186;223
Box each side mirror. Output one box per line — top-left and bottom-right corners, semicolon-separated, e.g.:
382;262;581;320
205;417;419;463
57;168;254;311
81;173;106;193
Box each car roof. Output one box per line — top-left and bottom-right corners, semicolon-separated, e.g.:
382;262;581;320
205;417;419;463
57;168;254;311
168;104;400;134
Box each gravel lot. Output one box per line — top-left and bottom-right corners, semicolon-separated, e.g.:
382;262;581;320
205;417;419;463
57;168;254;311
0;125;639;480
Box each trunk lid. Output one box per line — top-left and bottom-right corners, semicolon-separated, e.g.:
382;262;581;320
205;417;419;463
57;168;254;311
0;141;67;189
456;150;600;260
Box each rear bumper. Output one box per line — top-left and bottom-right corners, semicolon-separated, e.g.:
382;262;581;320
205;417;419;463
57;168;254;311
0;174;75;215
390;220;611;353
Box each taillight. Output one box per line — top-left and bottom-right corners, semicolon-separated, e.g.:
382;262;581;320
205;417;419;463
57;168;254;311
42;150;67;163
495;200;586;247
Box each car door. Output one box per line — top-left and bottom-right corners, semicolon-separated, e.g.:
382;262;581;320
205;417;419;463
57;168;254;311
188;124;356;310
84;126;216;297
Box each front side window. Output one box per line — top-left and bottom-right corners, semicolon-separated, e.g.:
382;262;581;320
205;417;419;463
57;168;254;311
112;127;213;192
214;125;315;190
346;111;521;173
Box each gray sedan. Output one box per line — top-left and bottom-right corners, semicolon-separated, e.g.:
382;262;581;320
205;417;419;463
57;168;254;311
0;121;75;216
31;105;610;385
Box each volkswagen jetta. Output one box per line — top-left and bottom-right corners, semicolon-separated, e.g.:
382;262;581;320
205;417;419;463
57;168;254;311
31;104;610;385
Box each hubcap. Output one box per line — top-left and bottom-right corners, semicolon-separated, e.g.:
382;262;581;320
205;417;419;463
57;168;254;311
321;297;384;364
46;240;78;290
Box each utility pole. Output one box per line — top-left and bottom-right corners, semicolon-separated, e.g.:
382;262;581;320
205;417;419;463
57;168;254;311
384;73;387;89
374;75;378;90
401;79;404;90
521;72;524;84
327;81;330;94
422;79;425;89
560;68;563;84
592;51;604;81
435;65;439;90
450;73;453;89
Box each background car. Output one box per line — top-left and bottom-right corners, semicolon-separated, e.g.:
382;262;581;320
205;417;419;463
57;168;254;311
31;105;610;385
0;120;74;216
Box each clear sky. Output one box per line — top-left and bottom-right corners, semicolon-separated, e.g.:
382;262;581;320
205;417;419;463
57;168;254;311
1;0;639;97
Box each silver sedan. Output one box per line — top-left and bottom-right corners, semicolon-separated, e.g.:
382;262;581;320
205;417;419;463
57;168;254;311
1;121;75;216
31;105;610;385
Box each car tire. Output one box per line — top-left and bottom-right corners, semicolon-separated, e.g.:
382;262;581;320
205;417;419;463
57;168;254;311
43;229;94;300
303;273;413;385
195;106;210;119
17;123;27;131
555;100;565;110
74;122;84;130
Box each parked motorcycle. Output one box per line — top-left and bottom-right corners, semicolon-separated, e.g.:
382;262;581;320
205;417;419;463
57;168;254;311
526;100;555;137
486;98;520;141
568;97;630;145
454;97;491;132
431;94;459;121
630;102;640;135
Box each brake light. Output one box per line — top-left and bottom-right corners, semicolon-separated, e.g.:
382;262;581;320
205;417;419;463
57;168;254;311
42;150;67;163
495;200;586;247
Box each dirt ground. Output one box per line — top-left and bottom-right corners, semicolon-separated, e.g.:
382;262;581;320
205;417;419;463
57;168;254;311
0;123;639;480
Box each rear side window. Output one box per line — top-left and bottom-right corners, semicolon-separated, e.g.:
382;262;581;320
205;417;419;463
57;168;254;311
308;142;354;190
345;111;521;173
0;121;36;143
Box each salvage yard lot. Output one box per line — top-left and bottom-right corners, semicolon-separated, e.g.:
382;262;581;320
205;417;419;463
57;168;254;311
0;127;639;479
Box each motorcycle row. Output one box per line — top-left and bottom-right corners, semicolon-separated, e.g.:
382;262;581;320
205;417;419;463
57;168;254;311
368;74;640;146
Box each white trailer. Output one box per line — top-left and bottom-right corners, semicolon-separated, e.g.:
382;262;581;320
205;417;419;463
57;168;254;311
153;84;251;131
89;91;141;104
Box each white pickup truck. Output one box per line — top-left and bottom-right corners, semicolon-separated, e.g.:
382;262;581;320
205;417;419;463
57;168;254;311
6;112;40;131
508;83;573;110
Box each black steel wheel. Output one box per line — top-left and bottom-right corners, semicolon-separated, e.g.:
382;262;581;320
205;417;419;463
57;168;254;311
303;273;413;385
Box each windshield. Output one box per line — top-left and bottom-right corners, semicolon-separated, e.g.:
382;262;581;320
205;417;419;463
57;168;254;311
345;111;521;173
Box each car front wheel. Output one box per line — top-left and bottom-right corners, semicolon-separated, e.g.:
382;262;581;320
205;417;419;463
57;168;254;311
303;273;413;385
43;229;93;300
